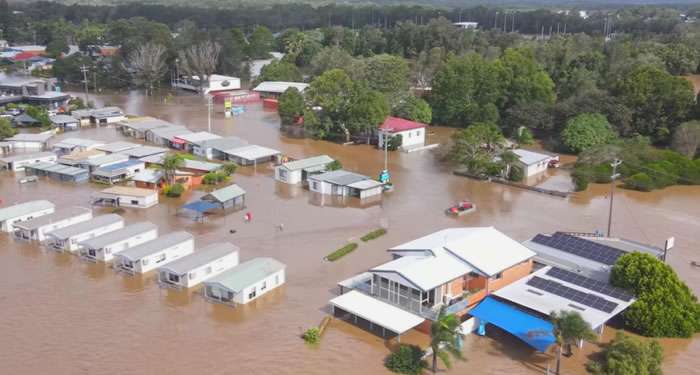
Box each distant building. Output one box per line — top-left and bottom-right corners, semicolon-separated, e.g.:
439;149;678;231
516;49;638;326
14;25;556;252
511;149;558;177
252;81;309;99
0;151;57;171
378;116;427;151
5;133;53;150
454;22;478;29
172;74;241;94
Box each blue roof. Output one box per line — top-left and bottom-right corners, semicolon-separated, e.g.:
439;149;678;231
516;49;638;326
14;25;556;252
100;159;143;172
469;297;555;352
180;200;219;213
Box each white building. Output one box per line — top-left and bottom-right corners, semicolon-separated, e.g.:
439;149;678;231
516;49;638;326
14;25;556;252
90;159;146;184
118;117;173;139
308;169;384;199
5;132;53;150
0;152;57;171
45;214;124;252
203;257;286;306
173;74;241;94
512;149;558;177
274;155;334;185
113;231;195;274
0;200;55;232
252;81;309;98
172;131;221;153
52;138;105;155
192;137;247;161
13;206;92;241
454;22;478;29
221;144;281;166
79;222;158;262
50;114;79;131
92;186;158;209
378;116;427;151
145;126;192;147
94;141;140;154
158;242;240;289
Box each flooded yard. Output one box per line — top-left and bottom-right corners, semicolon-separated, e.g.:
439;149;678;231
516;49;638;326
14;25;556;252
0;91;698;375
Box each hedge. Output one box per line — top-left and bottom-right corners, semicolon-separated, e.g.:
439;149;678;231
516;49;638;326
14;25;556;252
326;243;358;261
361;228;387;242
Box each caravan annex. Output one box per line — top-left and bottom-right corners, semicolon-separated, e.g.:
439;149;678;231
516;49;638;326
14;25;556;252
113;231;194;274
13;206;92;241
45;214;124;252
0;200;55;232
79;222;158;262
203;257;286;306
158;242;239;289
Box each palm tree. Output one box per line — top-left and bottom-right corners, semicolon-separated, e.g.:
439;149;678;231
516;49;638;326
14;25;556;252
499;150;519;179
161;153;185;185
429;306;465;373
550;310;597;375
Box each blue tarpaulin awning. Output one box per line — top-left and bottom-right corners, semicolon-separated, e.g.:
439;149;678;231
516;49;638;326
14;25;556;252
469;297;555;352
180;200;219;213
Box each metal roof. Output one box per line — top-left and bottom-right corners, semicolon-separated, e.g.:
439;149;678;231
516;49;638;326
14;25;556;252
99;186;157;198
85;153;130;167
253;81;309;94
175;131;221;144
122;117;174;131
50;114;78;124
329;290;424;334
371;249;473;292
0;151;56;163
149;126;192;140
123;146;168;158
512;149;555;166
12;206;91;231
140;154;221;172
53;138;104;148
96;159;144;172
0;200;54;222
196;136;247;150
14;113;39;123
308;170;368;186
280;155;334;171
117;231;194;261
26;162;88;177
203;184;246;202
347;179;383;190
205;257;285;293
223;144;280;161
80;222;157;249
6;133;53;143
47;214;123;240
131;169;163;184
159;242;239;275
58;149;105;162
95;142;140;153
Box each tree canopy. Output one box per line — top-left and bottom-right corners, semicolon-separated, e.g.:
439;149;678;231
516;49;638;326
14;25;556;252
587;332;663;375
560;113;617;154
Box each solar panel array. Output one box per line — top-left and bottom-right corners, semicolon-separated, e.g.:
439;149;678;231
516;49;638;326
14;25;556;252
531;232;625;265
546;267;634;302
526;276;619;313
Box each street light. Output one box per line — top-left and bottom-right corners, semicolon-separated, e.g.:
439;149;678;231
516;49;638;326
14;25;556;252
380;128;393;184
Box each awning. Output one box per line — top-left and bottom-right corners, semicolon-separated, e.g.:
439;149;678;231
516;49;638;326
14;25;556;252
469;297;555;352
180;200;219;213
329;290;424;334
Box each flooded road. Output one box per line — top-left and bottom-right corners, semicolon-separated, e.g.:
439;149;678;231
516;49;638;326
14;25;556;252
0;91;698;374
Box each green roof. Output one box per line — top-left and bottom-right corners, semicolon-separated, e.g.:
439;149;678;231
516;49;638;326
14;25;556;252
205;257;285;293
204;184;246;202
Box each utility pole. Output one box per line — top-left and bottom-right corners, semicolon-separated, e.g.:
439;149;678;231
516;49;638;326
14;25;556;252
207;95;213;133
80;65;90;105
607;159;622;237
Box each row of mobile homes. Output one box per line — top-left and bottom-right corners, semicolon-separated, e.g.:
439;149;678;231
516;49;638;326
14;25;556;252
71;107;125;126
203;257;286;306
172;131;221;153
0;200;55;232
193;136;247;161
117;117;173;139
23;162;90;183
79;222;158;262
274;155;334;185
5;133;53;150
122;145;168;160
57;149;105;167
114;231;194;274
81;153;130;172
158;242;239;289
92;186;158;209
49;114;79;131
95;141;140;154
52;138;105;155
221;144;281;166
0;152;57;171
91;159;145;184
13;206;92;241
145;126;192;147
45;214;124;252
308;170;384;199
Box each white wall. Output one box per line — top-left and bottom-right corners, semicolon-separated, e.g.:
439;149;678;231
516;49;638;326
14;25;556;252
274;167;301;185
50;221;124;252
359;186;383;199
519;158;552;177
0;207;55;232
161;251;239;289
207;78;241;93
14;211;92;241
309;180;348;196
9;141;45;150
378;128;425;150
236;268;286;304
81;228;158;262
117;238;194;274
113;193;158;208
5;155;57;171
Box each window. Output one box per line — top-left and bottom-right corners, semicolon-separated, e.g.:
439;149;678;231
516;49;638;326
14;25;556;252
311;181;319;190
142;258;149;266
130;200;139;205
189;272;196;280
261;281;267;291
248;287;257;300
492;272;503;280
156;254;166;263
279;169;288;180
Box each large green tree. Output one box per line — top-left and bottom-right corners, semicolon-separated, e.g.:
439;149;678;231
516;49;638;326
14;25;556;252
0;117;17;139
304;69;355;139
310;46;355;77
611;252;700;337
247;26;275;59
278;87;305;125
587;332;663;375
256;60;302;84
499;48;557;112
550;311;596;375
354;54;410;106
449;122;505;175
392;94;432;124
561;113;617;154
347;86;389;136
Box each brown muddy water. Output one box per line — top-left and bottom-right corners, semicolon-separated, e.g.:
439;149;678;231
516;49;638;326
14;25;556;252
0;91;698;375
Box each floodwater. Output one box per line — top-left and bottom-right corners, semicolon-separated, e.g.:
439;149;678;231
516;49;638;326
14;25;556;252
1;91;698;375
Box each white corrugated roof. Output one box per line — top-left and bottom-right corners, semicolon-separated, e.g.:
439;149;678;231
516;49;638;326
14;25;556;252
280;155;334;171
223;145;280;161
175;132;221;144
0;200;54;222
253;81;309;94
512;149;555;166
329;290;424;334
371;249;473;291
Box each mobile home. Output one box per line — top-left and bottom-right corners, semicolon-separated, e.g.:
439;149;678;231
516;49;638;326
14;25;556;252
113;231;194;274
274;155;334;185
5;133;53;150
308;170;384;199
79;222;158;262
23;162;90;183
13;206;92;241
0;152;57;171
203;257;286;306
45;214;124;252
117;117;172;139
90;159;145;184
92;186;158;208
0;200;55;232
51;138;105;155
192;136;247;161
158;242;239;289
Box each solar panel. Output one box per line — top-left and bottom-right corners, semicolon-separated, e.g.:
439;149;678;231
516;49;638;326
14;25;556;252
531;233;626;266
526;276;619;313
545;267;634;302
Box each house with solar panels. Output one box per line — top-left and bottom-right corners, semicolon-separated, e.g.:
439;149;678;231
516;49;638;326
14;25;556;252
330;227;536;340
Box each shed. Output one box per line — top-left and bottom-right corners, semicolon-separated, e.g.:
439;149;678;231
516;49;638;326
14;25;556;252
113;231;195;274
512;149;558;177
274;155;334;185
13;206;92;241
0;151;57;171
79;222;158;262
222;144;281;166
253;81;309;98
0;200;55;232
201;184;246;211
45;214;124;252
92;186;158;208
203;257;286;306
158;242;240;289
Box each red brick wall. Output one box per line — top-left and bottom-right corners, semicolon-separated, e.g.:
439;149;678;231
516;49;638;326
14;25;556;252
487;259;533;292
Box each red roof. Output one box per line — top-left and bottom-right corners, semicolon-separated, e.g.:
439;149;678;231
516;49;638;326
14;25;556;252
12;51;38;61
379;116;427;133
